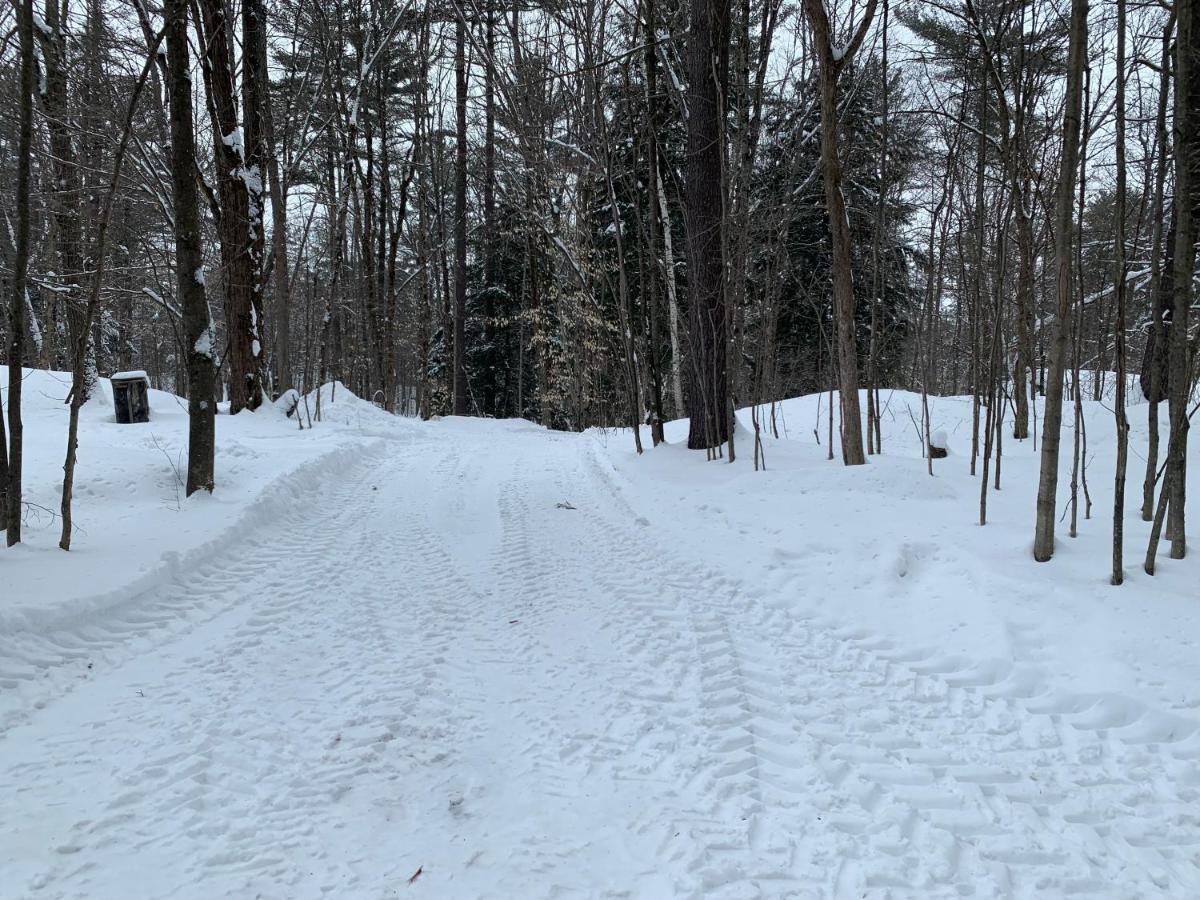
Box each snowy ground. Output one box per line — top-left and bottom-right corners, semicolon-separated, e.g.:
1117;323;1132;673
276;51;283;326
3;368;1200;898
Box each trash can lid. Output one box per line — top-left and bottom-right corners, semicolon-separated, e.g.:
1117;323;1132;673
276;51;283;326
110;370;149;382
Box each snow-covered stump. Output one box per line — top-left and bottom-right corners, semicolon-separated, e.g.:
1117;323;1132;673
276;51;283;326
928;428;948;459
110;371;151;424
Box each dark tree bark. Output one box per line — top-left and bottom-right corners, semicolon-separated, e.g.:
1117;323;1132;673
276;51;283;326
453;16;469;416
243;0;271;395
1165;0;1198;559
802;0;878;466
1112;0;1128;584
1032;0;1088;562
168;0;217;494
482;0;498;417
683;0;732;451
259;0;291;393
197;0;265;413
7;0;35;545
1141;20;1173;522
0;385;7;535
35;0;93;396
643;0;667;444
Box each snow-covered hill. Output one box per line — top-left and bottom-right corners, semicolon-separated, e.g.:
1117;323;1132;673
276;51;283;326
595;387;1200;720
1;366;408;638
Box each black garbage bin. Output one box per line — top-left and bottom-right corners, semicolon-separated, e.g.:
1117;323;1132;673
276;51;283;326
111;371;151;424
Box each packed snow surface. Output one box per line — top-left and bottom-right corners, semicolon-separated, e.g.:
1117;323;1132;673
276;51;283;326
3;369;1200;898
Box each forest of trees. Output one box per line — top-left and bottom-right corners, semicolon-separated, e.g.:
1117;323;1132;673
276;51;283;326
0;0;1196;577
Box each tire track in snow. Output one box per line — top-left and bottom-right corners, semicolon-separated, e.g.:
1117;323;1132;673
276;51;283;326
5;422;1199;898
460;447;685;896
0;446;471;897
577;438;1200;898
0;438;403;736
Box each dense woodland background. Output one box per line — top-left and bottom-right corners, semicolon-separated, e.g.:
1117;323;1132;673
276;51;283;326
0;0;1195;577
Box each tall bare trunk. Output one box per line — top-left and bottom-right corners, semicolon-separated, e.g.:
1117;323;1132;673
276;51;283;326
262;4;291;392
1112;0;1129;584
198;0;265;413
453;17;469;416
1164;0;1196;560
35;0;94;396
7;0;35;545
684;0;732;451
168;0;217;494
803;0;878;466
1032;0;1088;562
1141;21;1173;521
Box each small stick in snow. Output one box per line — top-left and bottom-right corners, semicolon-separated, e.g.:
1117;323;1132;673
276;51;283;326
555;501;576;510
407;866;423;885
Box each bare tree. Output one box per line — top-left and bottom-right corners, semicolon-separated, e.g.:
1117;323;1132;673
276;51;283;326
1031;0;1088;562
683;0;732;452
1112;0;1129;585
802;0;879;466
6;0;34;545
453;14;469;415
167;0;217;494
197;0;266;413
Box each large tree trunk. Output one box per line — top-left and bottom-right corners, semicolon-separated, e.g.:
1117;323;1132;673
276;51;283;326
683;0;731;451
803;0;877;466
642;0;667;442
482;1;498;418
243;0;270;398
35;0;94;397
168;0;217;494
260;0;291;393
198;0;265;414
1165;0;1198;559
453;17;469;416
1032;0;1088;562
7;0;35;545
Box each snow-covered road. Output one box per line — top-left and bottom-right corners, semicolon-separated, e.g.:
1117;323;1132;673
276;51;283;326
4;419;1200;898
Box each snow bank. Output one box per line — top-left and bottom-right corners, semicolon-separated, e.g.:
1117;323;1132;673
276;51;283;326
0;367;412;639
590;386;1200;727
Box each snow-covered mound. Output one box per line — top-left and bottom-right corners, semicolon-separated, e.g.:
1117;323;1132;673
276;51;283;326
0;366;410;642
594;386;1200;723
301;380;410;434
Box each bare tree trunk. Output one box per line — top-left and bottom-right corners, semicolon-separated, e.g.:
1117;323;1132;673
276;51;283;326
684;0;732;451
969;78;987;478
198;0;265;414
7;0;34;545
1032;0;1088;562
453;15;469;416
35;0;94;396
262;3;291;392
1112;0;1129;584
482;0;498;417
243;0;270;397
167;0;216;494
1164;0;1196;560
803;0;878;467
658;176;685;416
643;0;667;441
867;0;889;455
61;31;165;549
1141;21;1173;522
